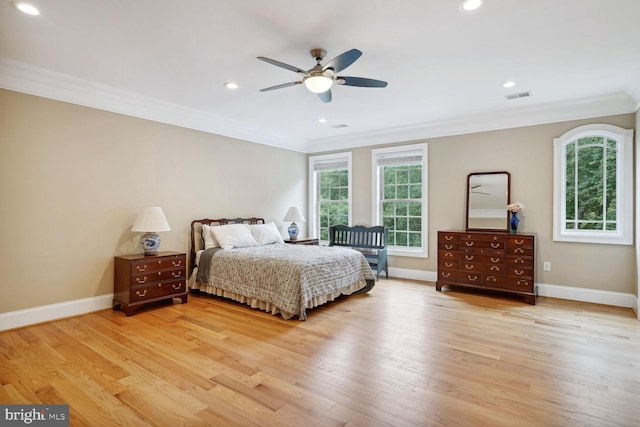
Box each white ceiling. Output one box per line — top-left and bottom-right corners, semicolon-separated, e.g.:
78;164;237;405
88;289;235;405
1;0;639;153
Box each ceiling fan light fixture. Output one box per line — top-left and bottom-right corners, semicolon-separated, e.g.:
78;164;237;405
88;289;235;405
459;0;482;12
304;75;333;94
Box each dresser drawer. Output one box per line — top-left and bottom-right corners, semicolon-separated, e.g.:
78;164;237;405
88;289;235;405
130;255;185;274
460;239;505;250
131;268;185;284
439;232;460;243
131;279;186;302
438;258;459;270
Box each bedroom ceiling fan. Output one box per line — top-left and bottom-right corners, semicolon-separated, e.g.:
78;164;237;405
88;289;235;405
257;48;388;103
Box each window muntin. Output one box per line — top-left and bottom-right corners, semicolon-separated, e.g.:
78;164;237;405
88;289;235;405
553;124;633;245
372;143;428;257
308;153;352;243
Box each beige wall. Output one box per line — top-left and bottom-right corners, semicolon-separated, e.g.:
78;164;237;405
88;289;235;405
0;89;306;313
332;113;637;295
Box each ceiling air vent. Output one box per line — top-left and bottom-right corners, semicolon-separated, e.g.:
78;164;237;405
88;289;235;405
332;124;349;129
505;91;531;100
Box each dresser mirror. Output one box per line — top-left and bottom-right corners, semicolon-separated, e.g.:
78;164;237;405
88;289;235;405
466;171;510;232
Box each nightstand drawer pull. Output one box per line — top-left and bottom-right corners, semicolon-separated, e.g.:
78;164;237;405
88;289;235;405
515;269;524;276
517;280;529;286
136;290;147;297
172;260;182;267
136;265;147;272
172;283;182;290
136;276;147;284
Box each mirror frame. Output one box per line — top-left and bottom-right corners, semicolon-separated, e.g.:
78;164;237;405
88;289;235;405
466;171;511;232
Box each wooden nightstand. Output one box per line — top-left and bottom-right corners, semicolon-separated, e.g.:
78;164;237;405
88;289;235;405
113;251;187;316
285;238;319;246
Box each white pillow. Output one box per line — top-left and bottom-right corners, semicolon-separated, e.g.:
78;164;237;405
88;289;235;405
211;223;258;249
202;224;219;249
251;222;285;245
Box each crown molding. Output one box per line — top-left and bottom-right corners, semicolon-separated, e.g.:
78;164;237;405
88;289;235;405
0;58;305;153
2;57;636;154
307;92;638;153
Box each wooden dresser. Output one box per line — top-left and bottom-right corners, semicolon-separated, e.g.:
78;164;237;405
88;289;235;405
436;231;536;304
113;251;188;316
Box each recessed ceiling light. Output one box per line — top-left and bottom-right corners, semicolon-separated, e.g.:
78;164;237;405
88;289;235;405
224;82;238;89
502;81;516;88
459;0;482;12
12;2;40;15
318;118;327;123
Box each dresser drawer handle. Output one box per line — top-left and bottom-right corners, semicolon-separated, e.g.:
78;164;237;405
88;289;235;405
445;235;453;241
172;283;182;290
445;252;453;258
486;275;496;282
445;244;453;250
465;255;474;261
172;271;182;277
491;257;500;263
465;241;474;247
491;243;500;248
467;275;478;282
515;269;524;276
515;248;524;253
515;258;524;264
464;264;474;270
517;280;528;286
136;290;147;297
441;272;451;278
136;276;147;284
172;260;183;267
515;239;524;245
490;266;499;271
136;265;147;272
445;262;453;268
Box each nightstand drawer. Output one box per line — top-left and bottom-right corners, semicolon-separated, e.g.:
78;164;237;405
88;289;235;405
131;279;186;302
130;255;185;274
132;268;185;284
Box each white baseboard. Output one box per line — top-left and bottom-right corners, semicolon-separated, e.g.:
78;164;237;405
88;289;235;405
391;269;637;312
0;294;113;332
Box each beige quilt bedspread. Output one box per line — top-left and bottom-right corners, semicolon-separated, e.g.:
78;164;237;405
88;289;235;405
190;243;375;319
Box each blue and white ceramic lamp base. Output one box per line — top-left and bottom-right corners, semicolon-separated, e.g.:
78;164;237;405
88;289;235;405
288;222;300;240
140;232;161;255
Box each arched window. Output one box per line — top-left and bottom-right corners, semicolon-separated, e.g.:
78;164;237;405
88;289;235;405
553;124;633;245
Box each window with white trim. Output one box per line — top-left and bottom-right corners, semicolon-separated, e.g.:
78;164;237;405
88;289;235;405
372;143;428;257
308;152;352;243
553;124;633;245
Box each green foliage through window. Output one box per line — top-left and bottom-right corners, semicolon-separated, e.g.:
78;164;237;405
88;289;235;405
318;169;349;241
381;165;422;248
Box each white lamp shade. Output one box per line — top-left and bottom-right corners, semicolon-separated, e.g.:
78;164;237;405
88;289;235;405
283;206;305;223
131;207;171;232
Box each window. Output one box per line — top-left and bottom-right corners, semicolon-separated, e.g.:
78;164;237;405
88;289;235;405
308;152;352;243
372;143;428;257
553;124;633;245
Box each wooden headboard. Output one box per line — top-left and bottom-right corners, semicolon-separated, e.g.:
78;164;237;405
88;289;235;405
189;217;265;269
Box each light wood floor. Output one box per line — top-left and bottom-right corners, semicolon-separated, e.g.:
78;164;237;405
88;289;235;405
1;280;639;426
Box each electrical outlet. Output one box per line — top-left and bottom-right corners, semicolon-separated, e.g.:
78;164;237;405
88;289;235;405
543;261;551;271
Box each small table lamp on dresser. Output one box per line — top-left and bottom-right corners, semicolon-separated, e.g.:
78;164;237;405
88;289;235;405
283;206;305;240
131;206;171;256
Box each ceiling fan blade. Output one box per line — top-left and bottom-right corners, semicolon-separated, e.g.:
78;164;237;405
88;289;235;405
323;49;362;73
318;90;332;103
257;57;308;75
259;81;301;92
338;77;388;88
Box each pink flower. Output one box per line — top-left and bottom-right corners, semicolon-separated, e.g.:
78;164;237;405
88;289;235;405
507;202;524;213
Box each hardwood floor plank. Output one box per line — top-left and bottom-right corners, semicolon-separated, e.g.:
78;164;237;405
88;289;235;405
0;279;638;426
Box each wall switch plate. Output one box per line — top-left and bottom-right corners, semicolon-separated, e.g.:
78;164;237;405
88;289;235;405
543;261;551;271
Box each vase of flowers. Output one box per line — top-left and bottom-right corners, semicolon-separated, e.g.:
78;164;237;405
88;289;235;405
507;202;524;234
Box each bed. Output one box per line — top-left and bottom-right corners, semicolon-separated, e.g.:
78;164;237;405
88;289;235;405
188;217;376;320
